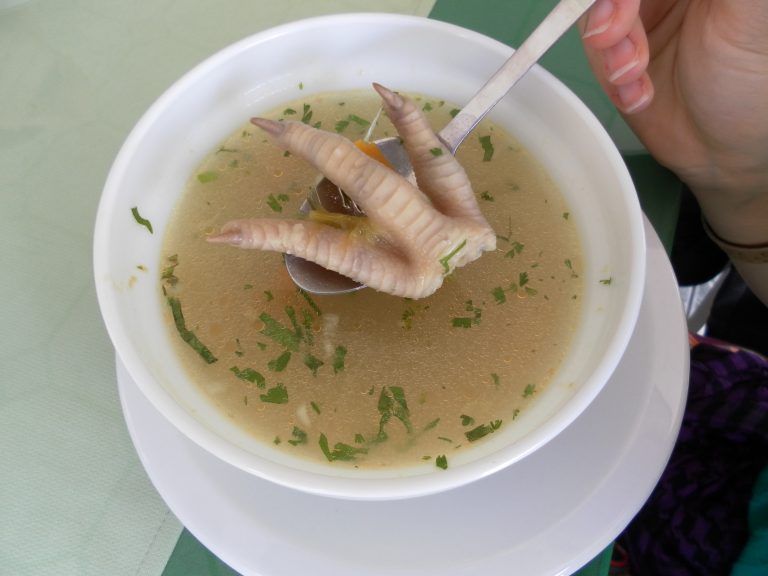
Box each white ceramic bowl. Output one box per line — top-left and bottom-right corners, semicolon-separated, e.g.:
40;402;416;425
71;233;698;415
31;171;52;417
94;13;645;500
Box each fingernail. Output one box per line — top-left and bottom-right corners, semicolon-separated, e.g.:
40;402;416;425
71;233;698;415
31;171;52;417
608;57;640;83
372;82;404;110
582;0;614;38
606;36;640;82
622;90;652;113
617;79;653;113
250;117;285;136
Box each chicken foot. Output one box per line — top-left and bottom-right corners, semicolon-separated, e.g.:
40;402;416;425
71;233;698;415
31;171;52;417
207;83;496;299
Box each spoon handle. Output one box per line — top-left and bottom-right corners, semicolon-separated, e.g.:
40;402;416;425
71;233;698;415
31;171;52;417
437;0;596;154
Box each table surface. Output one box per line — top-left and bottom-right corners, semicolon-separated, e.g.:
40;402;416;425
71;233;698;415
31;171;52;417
0;1;681;575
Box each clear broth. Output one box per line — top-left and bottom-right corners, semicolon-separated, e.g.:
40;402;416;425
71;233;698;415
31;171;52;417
160;90;583;470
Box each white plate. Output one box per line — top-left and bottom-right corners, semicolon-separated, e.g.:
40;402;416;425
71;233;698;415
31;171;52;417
118;218;688;576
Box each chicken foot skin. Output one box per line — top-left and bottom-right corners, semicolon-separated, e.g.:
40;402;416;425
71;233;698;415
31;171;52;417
207;84;496;299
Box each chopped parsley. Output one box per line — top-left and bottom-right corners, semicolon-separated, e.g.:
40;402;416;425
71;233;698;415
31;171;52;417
401;307;415;330
600;277;613;285
439;239;467;274
319;433;368;462
332;345;347;373
451;300;483;328
479;135;494;161
229;366;265;388
435;455;448;470
335;113;370;133
298;288;322;316
347;114;370;126
423;418;440;432
451;317;473;328
268;350;291;372
301;103;313;124
161;254;179;286
166;296;217;364
260;383;288;404
131;207;153;234
480;191;494;202
334;119;350;133
523;383;536;398
378;386;412;435
429;147;443;157
465;420;502;442
288;426;308;446
196;171;218;183
266;193;289;213
460;414;475;426
504;241;525;259
303;353;324;376
259;310;301;351
491;286;506;304
492;271;538;302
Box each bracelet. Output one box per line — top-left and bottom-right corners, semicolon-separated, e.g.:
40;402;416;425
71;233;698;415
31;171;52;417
702;217;768;264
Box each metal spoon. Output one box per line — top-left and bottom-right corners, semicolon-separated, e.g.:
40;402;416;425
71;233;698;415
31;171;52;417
286;0;596;295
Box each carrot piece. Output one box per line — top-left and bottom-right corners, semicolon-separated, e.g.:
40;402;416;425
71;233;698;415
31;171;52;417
354;140;393;169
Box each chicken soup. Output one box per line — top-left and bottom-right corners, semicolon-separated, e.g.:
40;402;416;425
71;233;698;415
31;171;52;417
159;89;583;470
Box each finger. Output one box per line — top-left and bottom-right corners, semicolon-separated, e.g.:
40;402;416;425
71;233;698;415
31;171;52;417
580;12;654;113
580;0;642;48
250;117;449;253
601;17;650;85
372;83;488;225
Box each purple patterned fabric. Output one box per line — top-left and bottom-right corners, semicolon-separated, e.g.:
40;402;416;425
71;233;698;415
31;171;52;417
619;335;768;575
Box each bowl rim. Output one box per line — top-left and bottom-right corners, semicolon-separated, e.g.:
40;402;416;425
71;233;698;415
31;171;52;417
94;12;646;500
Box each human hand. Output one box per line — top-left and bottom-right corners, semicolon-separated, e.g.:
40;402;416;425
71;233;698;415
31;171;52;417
579;0;768;247
579;0;768;305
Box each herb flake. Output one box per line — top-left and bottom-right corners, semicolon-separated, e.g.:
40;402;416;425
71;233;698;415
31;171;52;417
479;135;494;161
196;171;219;183
260;383;288;404
230;366;265;388
259;310;301;351
439;239;467;274
268;350;291;372
319;433;368;462
303;354;324;376
166;296;217;364
332;345;347;373
131;207;153;234
465;420;502;442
